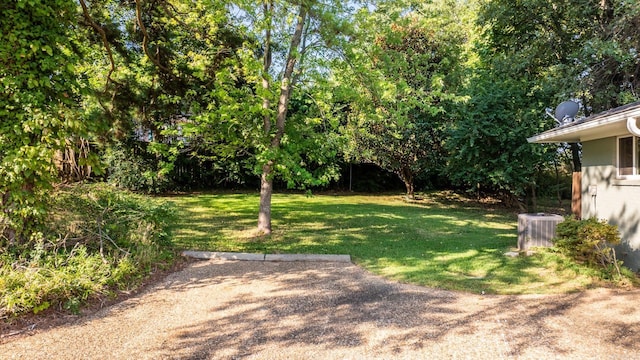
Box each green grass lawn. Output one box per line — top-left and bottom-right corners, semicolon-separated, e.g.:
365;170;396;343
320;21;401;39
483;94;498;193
166;191;597;295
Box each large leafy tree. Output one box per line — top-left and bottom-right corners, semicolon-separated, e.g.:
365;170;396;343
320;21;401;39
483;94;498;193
477;0;640;177
246;0;310;234
446;0;571;206
335;0;468;198
75;0;248;191
75;0;350;234
201;0;353;234
446;65;557;207
0;0;90;242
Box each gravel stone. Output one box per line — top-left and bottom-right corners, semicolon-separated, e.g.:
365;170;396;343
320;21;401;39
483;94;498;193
2;259;640;359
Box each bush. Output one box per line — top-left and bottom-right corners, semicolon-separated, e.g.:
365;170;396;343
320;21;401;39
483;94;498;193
104;142;173;194
0;183;176;318
553;217;624;279
0;245;123;316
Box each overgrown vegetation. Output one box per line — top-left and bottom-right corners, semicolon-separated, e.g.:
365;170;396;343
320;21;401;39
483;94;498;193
4;0;639;238
0;183;176;318
552;217;635;285
104;142;173;194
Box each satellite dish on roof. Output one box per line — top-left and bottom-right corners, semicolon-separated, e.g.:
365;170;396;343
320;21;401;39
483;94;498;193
545;100;580;126
555;101;579;122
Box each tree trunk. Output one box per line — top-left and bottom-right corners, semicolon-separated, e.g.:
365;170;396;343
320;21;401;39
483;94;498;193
258;163;273;234
530;182;537;213
570;142;581;172
257;4;307;235
404;180;415;200
399;167;415;199
258;1;273;235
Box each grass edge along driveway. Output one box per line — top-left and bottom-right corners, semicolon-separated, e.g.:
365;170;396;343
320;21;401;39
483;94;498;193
167;191;596;295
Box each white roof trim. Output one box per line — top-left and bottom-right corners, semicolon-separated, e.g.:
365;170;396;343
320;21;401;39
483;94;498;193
527;102;640;143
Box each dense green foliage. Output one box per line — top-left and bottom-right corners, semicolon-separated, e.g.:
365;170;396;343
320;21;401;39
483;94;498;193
553;217;628;281
105;142;173;193
336;1;468;198
3;0;640;236
479;0;640;113
444;0;640;202
0;0;90;241
0;184;175;317
446;67;556;204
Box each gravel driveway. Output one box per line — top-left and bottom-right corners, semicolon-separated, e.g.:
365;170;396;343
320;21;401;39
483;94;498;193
2;258;640;359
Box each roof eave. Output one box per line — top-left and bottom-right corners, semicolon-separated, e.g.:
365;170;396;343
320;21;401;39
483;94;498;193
528;106;640;144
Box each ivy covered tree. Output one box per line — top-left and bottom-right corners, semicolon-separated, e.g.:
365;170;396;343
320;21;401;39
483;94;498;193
0;0;90;242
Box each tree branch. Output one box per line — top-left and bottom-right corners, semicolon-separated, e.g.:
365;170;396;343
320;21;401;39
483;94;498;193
78;0;122;90
272;4;307;147
262;0;273;136
134;0;171;73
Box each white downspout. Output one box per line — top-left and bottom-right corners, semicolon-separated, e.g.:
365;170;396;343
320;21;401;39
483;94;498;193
627;116;640;136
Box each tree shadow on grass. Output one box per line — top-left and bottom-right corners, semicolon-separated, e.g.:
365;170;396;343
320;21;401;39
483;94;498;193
167;193;516;245
142;260;640;359
167;193;594;293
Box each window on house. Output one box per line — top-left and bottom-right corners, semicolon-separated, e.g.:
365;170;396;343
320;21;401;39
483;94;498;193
618;136;639;177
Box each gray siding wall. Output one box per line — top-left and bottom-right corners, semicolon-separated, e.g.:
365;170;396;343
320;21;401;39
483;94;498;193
582;138;640;270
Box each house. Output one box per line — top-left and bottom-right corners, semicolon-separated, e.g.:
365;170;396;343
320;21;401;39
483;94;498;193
528;101;640;270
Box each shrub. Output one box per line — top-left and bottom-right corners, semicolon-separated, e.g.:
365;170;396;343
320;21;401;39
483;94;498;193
0;245;115;316
0;183;176;318
104;142;173;194
553;217;624;279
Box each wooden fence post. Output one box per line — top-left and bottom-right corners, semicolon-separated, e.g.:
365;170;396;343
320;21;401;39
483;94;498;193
572;171;581;219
